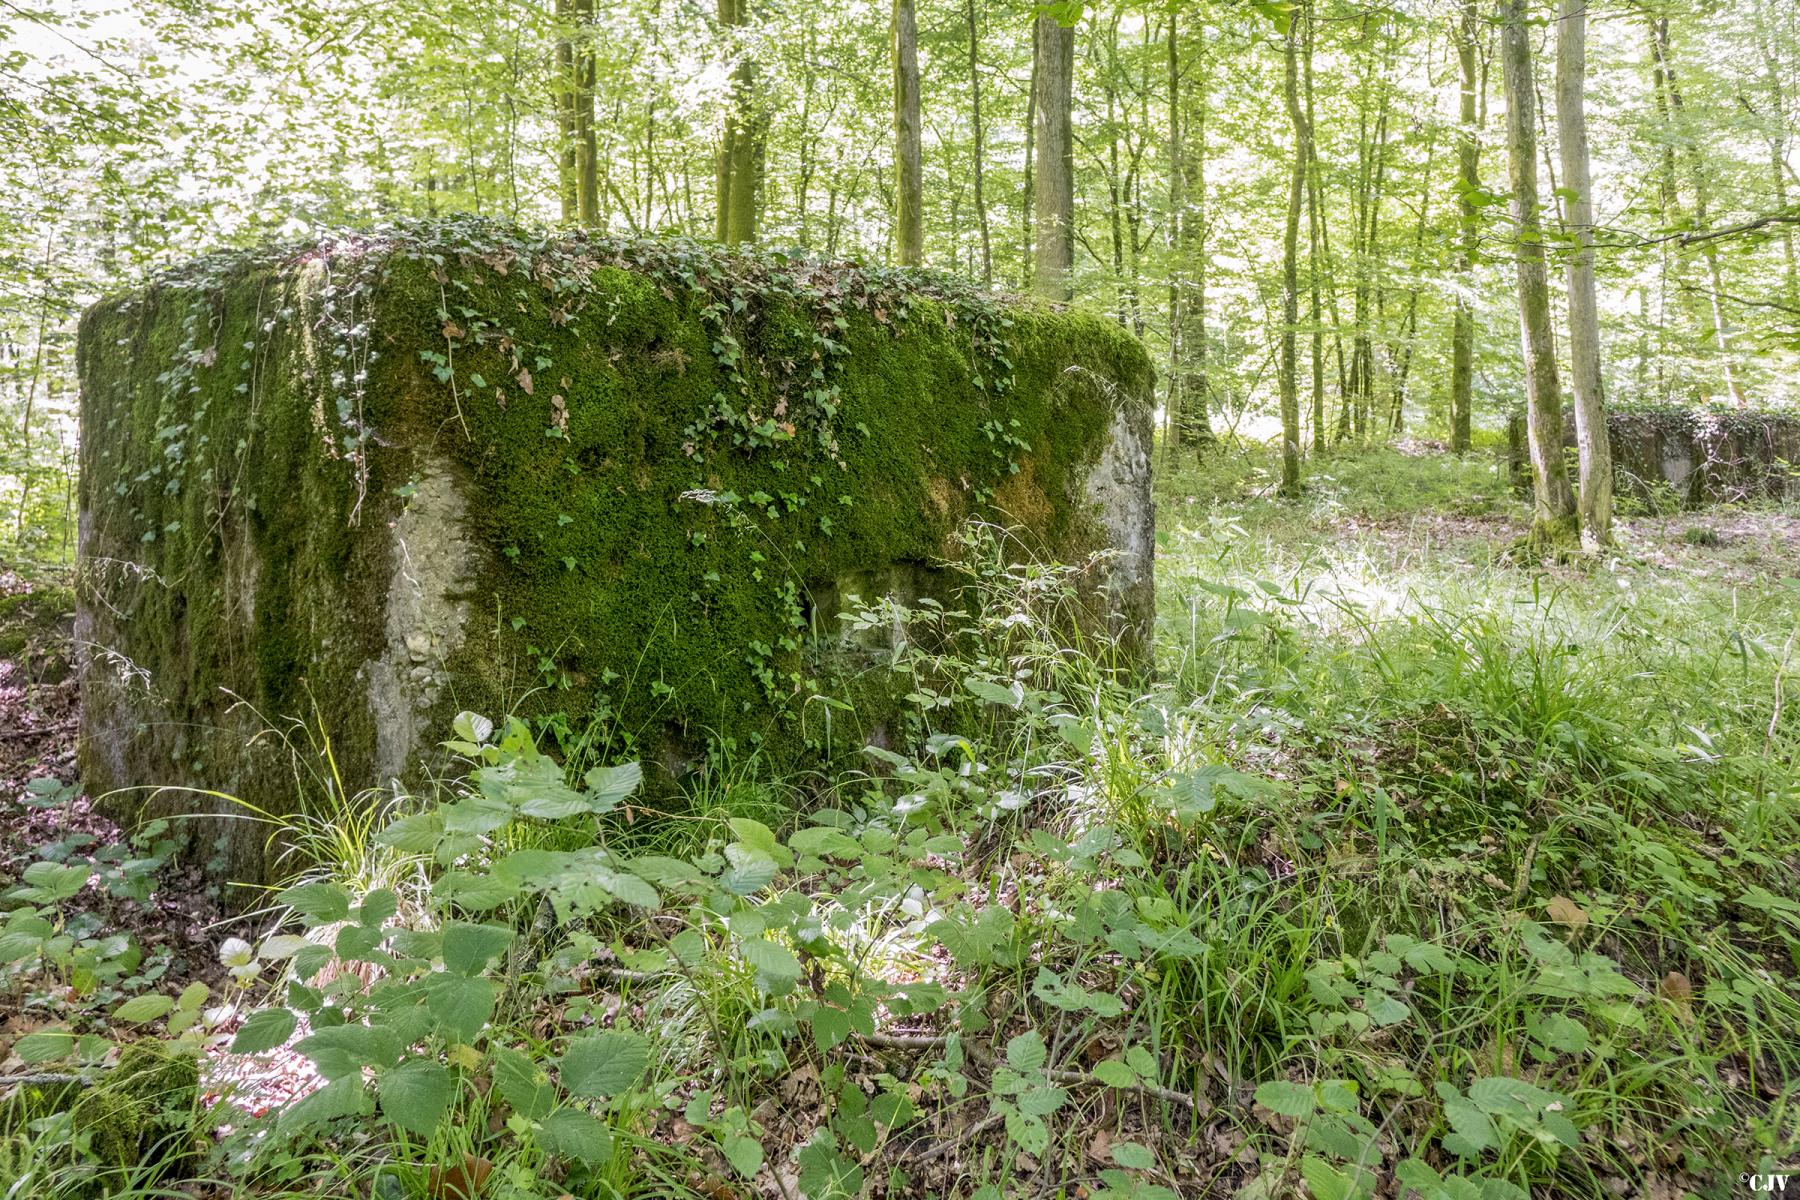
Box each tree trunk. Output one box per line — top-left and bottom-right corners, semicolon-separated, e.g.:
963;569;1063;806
555;0;577;222
715;0;763;245
1168;6;1213;448
1650;19;1741;403
1502;0;1577;545
1022;18;1038;292
573;0;598;226
1304;10;1324;455
893;0;923;266
1279;15;1308;498
967;0;993;285
1032;13;1076;302
1556;0;1612;547
1750;0;1797;304
1448;0;1478;452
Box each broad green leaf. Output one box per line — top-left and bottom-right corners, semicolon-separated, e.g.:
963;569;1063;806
423;973;497;1043
280;1075;369;1130
1093;1059;1138;1088
492;1045;554;1120
376;811;444;852
14;1029;75;1063
584;762;643;812
277;882;352;924
723;1133;764;1178
442;921;514;976
1254;1079;1316;1118
232;1007;298;1055
379;1058;453;1137
113;994;174;1023
559;1030;649;1098
1005;1030;1046;1074
540;1108;613;1162
739;937;802;993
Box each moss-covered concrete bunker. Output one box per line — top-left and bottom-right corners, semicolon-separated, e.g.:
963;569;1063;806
77;220;1155;879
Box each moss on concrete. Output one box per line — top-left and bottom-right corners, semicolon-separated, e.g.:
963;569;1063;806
78;219;1155;878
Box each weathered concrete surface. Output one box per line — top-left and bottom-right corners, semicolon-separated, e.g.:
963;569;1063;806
1606;407;1800;505
76;222;1155;879
1508;405;1800;507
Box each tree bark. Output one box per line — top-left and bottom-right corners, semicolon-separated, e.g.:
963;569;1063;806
715;0;764;245
1168;6;1213;448
1556;0;1612;547
573;0;598;226
1032;13;1076;302
555;0;577;222
1502;0;1577;545
1304;12;1324;455
1448;0;1479;452
893;0;923;265
967;0;993;285
1279;14;1308;497
1650;19;1742;404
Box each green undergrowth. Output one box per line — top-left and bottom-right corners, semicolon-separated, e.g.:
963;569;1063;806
5;446;1796;1199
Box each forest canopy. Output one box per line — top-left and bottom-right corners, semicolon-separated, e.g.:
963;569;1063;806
4;0;1799;556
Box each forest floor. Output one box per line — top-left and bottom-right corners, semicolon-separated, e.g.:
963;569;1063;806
2;446;1797;1200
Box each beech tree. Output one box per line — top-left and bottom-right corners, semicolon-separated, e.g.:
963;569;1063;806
892;0;922;266
1031;10;1075;302
1558;0;1613;546
1502;0;1577;546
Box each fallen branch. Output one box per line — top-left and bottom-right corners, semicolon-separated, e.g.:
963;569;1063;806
0;1072;95;1088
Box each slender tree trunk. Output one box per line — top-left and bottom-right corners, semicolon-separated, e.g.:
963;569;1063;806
1279;14;1308;497
1448;0;1478;452
1022;19;1038;291
1750;0;1797;303
967;0;993;285
1168;6;1213;448
1166;12;1185;452
555;0;577;222
1390;128;1436;433
1303;11;1324;454
716;0;763;244
893;0;923;265
1557;0;1612;547
574;0;598;225
1650;19;1742;403
1032;13;1076;301
1502;0;1577;545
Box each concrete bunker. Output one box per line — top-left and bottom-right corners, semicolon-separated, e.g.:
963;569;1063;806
75;221;1156;879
